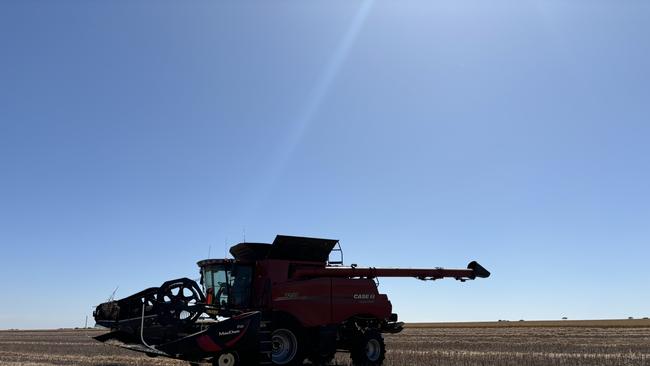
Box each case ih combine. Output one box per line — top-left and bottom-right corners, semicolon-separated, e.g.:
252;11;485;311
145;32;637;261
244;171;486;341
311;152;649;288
94;235;490;365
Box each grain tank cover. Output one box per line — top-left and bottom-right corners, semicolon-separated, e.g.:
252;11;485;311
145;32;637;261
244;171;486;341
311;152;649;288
229;243;272;261
229;235;338;262
269;235;339;262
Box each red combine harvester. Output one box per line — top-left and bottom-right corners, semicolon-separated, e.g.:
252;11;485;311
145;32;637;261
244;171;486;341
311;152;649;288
94;235;490;365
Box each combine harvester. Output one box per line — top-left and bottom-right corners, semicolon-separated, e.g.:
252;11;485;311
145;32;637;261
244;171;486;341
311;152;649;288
94;235;490;365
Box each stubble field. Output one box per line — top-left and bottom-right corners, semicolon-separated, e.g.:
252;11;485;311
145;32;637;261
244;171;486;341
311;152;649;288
1;320;649;366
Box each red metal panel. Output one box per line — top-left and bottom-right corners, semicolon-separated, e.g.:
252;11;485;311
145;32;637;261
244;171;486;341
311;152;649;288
331;278;391;323
271;278;332;327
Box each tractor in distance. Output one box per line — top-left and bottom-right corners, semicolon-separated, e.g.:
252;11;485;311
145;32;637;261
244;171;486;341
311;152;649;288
93;235;490;366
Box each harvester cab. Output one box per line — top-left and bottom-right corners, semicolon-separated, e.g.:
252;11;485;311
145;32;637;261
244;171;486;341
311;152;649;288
93;235;490;366
199;258;254;312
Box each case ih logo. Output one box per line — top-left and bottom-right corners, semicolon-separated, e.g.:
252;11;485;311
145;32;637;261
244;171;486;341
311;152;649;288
353;294;376;300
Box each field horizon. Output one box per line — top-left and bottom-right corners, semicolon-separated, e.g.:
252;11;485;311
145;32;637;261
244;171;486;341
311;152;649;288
3;317;650;332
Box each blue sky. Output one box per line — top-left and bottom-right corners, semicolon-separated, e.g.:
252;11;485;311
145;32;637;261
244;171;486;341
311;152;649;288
1;1;649;329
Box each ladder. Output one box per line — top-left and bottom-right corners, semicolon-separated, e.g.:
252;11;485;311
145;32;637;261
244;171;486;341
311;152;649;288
258;317;273;365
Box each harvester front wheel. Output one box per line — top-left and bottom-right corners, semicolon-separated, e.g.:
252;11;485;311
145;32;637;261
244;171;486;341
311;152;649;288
350;330;385;366
271;327;304;365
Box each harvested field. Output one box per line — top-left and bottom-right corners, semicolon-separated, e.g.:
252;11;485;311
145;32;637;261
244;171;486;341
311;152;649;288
1;323;649;366
357;326;650;366
407;318;650;328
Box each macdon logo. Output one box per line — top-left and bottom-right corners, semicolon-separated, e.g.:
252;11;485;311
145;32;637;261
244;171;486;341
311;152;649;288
353;294;376;300
218;329;241;336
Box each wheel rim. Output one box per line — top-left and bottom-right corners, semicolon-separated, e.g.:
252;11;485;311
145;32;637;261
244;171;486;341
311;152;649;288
366;338;381;362
271;329;298;365
217;352;236;366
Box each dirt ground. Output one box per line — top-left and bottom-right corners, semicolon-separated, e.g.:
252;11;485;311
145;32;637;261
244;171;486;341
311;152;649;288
1;326;649;366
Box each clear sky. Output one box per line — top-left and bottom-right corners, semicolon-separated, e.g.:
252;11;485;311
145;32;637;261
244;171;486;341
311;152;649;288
1;1;649;329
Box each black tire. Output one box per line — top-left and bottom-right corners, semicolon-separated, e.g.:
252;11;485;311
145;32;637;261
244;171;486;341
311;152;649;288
350;330;385;366
271;326;305;365
212;352;239;366
271;323;305;366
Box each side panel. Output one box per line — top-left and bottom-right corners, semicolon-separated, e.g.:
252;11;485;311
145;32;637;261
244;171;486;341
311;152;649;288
331;278;391;323
271;278;332;327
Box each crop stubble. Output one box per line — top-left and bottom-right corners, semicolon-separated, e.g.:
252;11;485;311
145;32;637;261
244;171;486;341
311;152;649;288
1;325;648;366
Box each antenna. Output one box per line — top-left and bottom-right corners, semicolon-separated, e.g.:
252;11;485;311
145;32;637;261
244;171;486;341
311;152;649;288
224;237;228;259
107;286;119;302
243;228;246;243
208;244;211;259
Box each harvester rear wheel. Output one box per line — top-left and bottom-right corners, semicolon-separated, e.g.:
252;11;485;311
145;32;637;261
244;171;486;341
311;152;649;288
350;329;385;366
